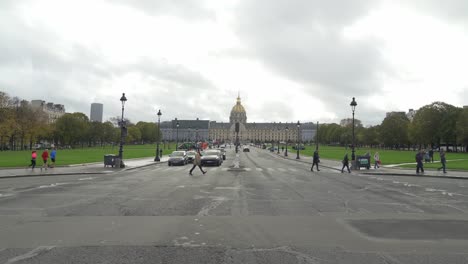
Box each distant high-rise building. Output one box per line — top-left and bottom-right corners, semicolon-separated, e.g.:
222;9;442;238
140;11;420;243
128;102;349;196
90;103;103;122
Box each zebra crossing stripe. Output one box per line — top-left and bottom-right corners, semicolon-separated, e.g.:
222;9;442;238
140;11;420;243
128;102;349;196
267;168;274;171
256;168;263;171
288;168;297;172
221;168;229;171
245;168;252;171
277;168;286;172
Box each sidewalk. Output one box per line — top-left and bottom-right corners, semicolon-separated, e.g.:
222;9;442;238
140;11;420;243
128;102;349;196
0;156;169;179
266;148;468;180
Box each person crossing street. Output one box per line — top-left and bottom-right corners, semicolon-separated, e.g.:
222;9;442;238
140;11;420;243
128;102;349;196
311;150;320;172
189;149;206;176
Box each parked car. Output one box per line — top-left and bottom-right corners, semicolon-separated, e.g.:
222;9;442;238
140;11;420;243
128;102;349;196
186;151;196;163
201;149;223;166
216;148;226;160
168;151;188;166
243;146;250;152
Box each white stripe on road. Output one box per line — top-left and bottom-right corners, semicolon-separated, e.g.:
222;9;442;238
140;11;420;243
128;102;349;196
288;168;297;172
277;168;286;172
267;168;274;171
221;168;229;171
256;168;263;171
245;168;252;171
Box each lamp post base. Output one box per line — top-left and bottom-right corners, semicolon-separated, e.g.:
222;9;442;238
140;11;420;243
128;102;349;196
154;156;160;162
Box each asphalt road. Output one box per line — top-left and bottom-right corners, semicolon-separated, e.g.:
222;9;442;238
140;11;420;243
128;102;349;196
1;147;468;263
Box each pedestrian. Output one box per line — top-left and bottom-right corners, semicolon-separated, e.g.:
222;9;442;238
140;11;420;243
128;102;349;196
341;153;351;173
29;150;37;169
416;150;424;174
424;150;430;163
282;146;284;152
159;148;163;158
189;149;206;175
311;150;320;171
437;149;447;173
41;149;49;171
429;149;434;163
373;152;380;169
50;147;57;168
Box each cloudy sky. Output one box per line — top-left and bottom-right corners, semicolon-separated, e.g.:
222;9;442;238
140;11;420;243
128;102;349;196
1;0;467;126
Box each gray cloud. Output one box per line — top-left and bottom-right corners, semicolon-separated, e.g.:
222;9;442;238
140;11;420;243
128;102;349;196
234;0;388;123
406;0;468;23
110;0;215;20
0;1;223;124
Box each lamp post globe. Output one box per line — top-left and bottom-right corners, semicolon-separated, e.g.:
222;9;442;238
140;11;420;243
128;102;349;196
350;97;357;163
155;109;162;162
285;126;289;157
175;120;179;151
118;93;127;168
296;121;301;159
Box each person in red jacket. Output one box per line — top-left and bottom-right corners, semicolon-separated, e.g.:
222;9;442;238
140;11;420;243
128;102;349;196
41;149;49;171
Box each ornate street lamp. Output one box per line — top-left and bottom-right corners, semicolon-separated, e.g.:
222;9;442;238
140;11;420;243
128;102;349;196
176;119;180;150
350;97;357;163
154;109;162;161
118;93;127;168
296;120;301;159
285;126;289;157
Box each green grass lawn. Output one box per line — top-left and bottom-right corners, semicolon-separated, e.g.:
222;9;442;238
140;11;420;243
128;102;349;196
281;145;468;170
0;144;177;168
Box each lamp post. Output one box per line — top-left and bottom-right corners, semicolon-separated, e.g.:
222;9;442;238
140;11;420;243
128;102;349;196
316;121;319;151
285;126;289;157
118;93;127;168
154;109;162;162
277;128;280;154
350;97;357;163
175;120;179;151
296;121;301;159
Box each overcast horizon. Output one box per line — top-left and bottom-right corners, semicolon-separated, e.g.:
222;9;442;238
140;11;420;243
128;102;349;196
1;0;467;126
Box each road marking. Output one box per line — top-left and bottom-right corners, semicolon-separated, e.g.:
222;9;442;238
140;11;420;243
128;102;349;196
267;168;274;171
288;168;297;172
277;168;286;172
197;196;227;216
245;168;252;171
221;168;229;171
5;246;56;264
79;177;94;181
256;168;263;171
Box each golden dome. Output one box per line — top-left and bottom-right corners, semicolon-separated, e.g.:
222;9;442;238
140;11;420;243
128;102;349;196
231;95;246;113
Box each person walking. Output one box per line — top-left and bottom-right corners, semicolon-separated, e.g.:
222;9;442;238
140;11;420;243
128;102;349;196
41;149;49;171
341;153;351;173
189;149;206;176
311;150;320;172
50;147;57;168
29;150;37;170
437;149;447;173
416;149;424;174
429;149;434;163
373;152;380;169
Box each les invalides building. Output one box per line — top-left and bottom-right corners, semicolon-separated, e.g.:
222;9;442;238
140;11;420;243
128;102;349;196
160;95;316;144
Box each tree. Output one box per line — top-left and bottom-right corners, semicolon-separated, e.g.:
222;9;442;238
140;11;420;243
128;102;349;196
409;102;459;148
126;126;142;144
136;121;157;143
55;113;90;146
456;108;468;152
379;113;409;149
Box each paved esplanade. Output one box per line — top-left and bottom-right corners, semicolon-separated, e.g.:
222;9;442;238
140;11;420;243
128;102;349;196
1;148;468;263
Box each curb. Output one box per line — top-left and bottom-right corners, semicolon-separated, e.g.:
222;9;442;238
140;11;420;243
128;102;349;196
265;149;342;172
359;172;468;180
0;172;108;180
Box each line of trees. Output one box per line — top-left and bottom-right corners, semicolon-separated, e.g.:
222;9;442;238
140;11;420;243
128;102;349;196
0;91;161;150
316;102;468;152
